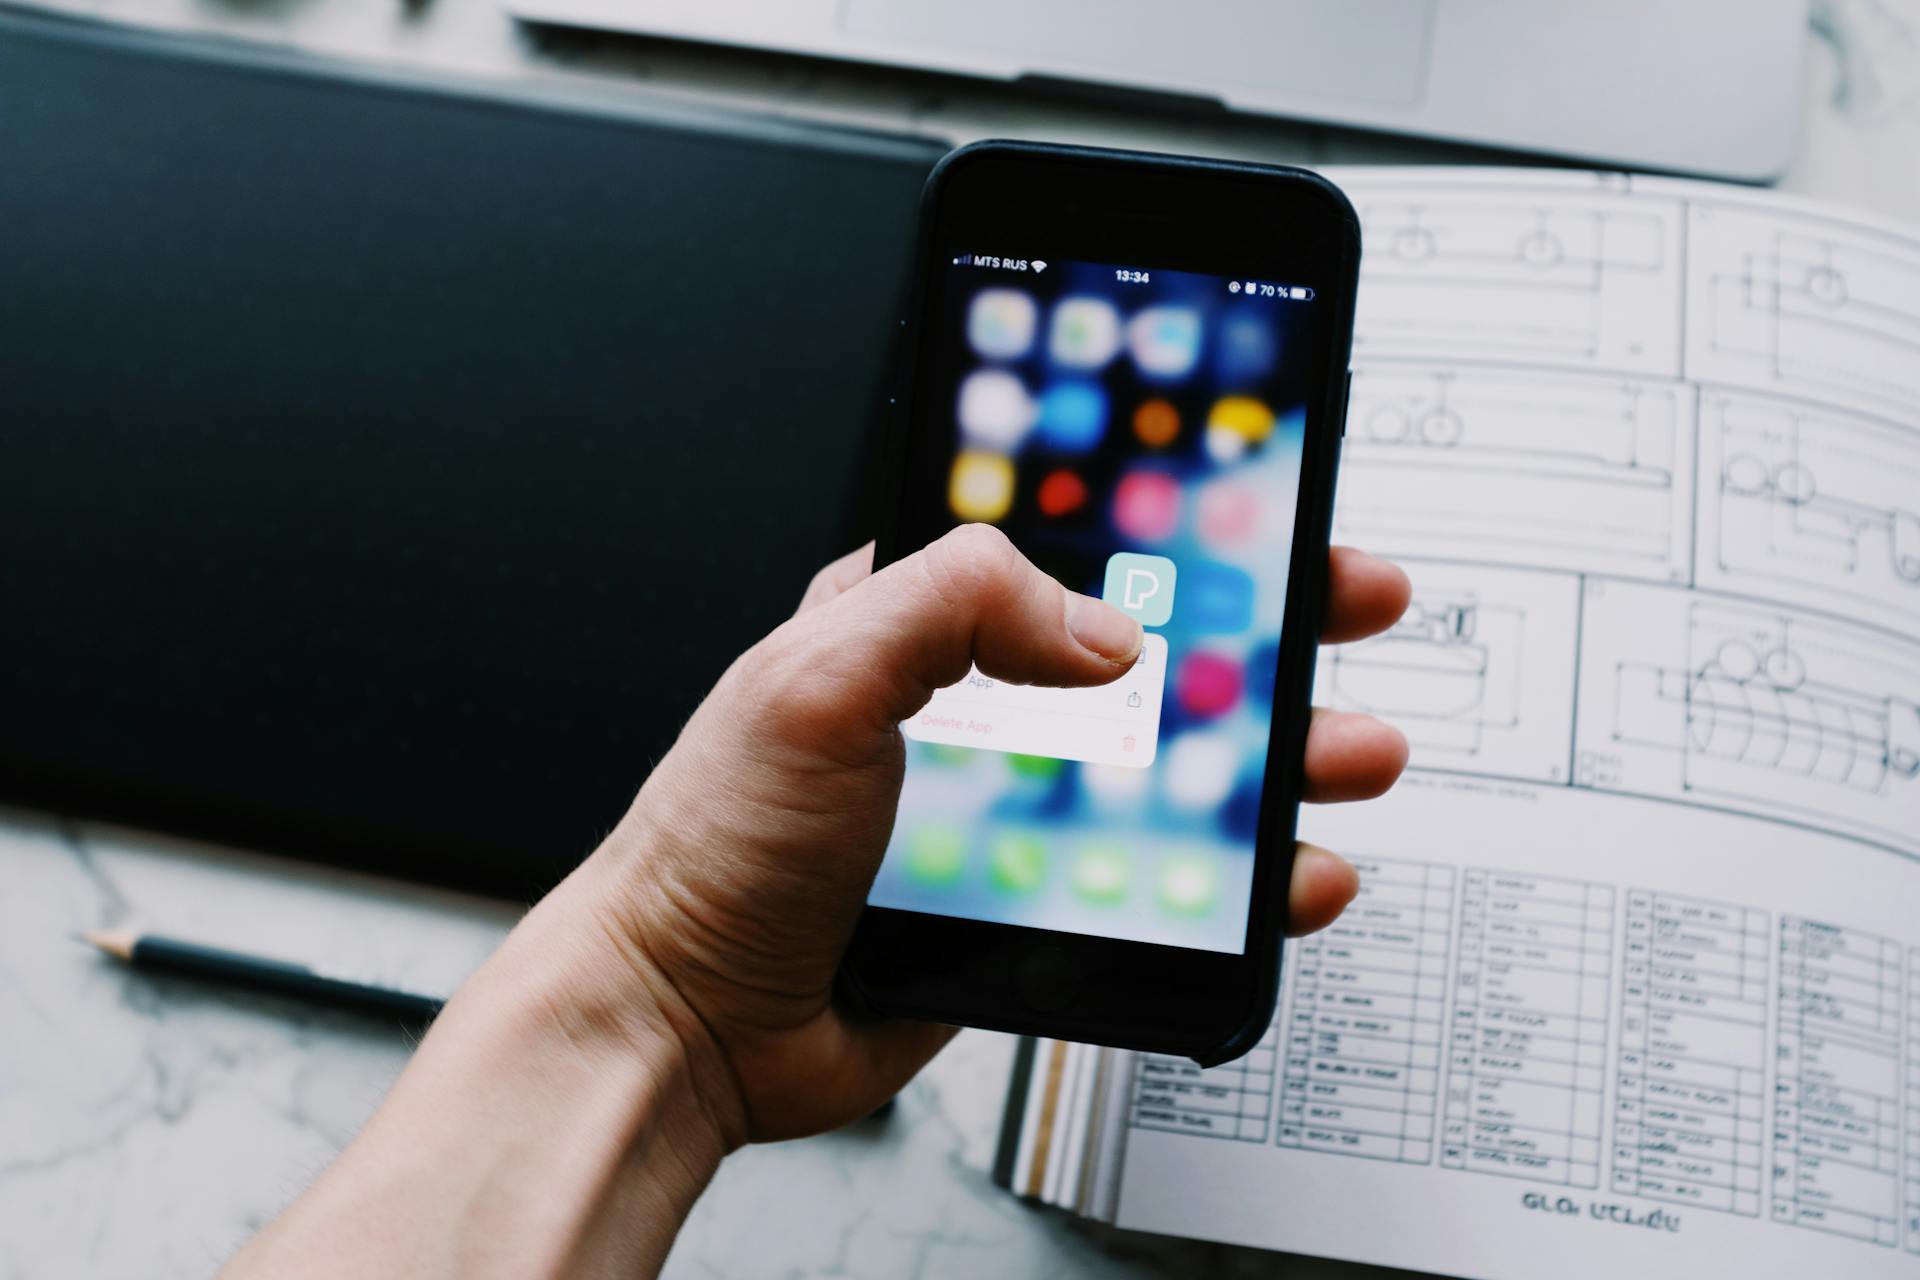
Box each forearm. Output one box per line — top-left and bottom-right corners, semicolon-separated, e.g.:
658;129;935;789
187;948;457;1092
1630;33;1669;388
223;862;739;1280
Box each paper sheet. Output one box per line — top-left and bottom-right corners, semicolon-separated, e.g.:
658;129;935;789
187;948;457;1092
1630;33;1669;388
1010;169;1920;1280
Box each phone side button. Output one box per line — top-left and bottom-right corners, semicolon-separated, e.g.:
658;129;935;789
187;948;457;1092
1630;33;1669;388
1340;369;1352;437
1011;943;1083;1014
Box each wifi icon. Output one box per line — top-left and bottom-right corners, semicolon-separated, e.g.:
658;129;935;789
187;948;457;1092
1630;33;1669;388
1031;260;1048;274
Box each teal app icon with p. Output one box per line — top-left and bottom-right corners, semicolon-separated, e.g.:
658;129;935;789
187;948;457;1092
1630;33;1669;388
1103;553;1177;627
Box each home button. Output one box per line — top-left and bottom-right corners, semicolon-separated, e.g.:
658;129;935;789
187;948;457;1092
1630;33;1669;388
1012;943;1083;1014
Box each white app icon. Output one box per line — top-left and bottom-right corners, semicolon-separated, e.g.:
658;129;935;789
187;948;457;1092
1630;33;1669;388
1164;733;1238;810
1048;297;1122;368
966;288;1037;360
956;370;1036;449
1127;306;1202;379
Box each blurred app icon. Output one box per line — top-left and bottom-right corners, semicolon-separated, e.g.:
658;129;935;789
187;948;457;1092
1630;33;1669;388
968;288;1038;360
1072;844;1132;905
1036;467;1088;517
1036;381;1108;451
1197;479;1260;547
1244;638;1280;708
920;742;978;768
1215;311;1278;384
904;824;966;885
1157;853;1219;916
1008;752;1065;779
1103;552;1177;627
1132;398;1181;448
1205;396;1276;462
989;831;1049;894
1127;306;1202;380
1112;470;1181;543
956;369;1036;449
1082;760;1151;807
1181;561;1255;633
1163;732;1238;810
949;450;1015;522
1048;297;1122;368
1176;650;1243;718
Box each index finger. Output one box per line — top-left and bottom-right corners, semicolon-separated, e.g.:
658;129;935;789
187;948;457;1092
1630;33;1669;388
1323;546;1411;644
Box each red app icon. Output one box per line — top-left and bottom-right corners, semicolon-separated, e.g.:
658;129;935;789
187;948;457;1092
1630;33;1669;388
1037;468;1088;517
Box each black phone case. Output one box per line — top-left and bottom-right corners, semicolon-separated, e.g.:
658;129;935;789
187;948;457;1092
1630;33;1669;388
846;141;1360;1066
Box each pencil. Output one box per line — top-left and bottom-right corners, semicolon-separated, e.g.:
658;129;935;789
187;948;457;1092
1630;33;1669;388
81;929;446;1023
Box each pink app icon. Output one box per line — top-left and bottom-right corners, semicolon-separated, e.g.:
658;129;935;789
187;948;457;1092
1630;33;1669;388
1176;651;1243;719
1197;480;1260;547
1112;470;1180;543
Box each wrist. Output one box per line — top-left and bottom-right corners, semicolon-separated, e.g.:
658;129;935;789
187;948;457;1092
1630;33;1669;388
231;861;741;1280
437;850;755;1187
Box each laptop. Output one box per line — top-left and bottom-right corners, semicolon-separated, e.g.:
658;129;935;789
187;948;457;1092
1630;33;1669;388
503;0;1808;182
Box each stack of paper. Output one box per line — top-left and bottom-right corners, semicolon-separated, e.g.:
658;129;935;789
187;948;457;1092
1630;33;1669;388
996;168;1920;1280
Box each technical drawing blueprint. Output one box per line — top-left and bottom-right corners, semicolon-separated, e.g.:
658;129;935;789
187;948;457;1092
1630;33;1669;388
1336;365;1692;582
1686;201;1920;417
1696;389;1920;636
1003;170;1920;1280
1316;563;1577;784
1576;582;1920;858
1350;174;1683;377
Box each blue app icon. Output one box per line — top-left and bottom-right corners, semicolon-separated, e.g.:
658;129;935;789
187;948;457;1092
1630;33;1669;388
1244;638;1279;707
1037;381;1108;452
1215;311;1278;384
1180;561;1255;634
1103;552;1177;627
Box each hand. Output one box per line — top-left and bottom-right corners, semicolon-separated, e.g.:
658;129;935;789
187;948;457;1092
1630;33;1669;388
224;526;1410;1279
589;525;1410;1143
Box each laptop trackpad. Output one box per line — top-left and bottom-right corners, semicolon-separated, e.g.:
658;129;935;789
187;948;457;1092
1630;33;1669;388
841;0;1432;107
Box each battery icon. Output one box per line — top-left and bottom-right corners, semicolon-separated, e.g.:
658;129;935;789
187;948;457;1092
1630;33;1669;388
1289;286;1312;300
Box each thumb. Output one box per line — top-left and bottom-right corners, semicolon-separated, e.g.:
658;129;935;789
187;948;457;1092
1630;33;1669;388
778;523;1143;736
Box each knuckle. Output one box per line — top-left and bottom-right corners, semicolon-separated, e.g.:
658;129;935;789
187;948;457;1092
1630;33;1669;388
927;523;1022;599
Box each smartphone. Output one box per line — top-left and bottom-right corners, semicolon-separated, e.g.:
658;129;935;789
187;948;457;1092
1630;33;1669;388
841;142;1360;1066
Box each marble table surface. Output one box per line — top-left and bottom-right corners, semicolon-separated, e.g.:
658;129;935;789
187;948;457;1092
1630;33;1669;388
4;0;1918;1275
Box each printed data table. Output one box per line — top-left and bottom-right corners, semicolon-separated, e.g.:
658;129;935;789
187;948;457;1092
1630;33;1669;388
1772;917;1903;1247
1442;869;1614;1186
1905;946;1919;1254
1612;891;1768;1215
1279;858;1453;1163
1130;1024;1279;1143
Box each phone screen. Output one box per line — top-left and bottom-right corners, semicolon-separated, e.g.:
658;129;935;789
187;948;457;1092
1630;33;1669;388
867;253;1322;954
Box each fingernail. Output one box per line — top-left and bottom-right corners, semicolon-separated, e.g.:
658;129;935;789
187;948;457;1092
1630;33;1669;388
1067;592;1143;663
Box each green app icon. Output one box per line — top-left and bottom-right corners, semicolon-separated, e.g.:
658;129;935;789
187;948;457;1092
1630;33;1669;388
1007;753;1065;780
903;825;966;886
1072;844;1132;905
988;832;1048;895
1103;553;1177;627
